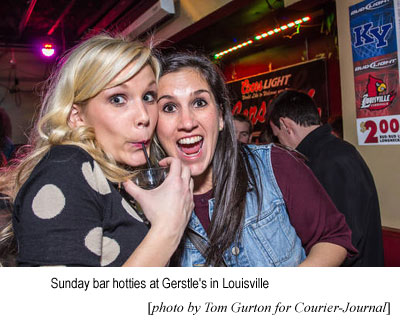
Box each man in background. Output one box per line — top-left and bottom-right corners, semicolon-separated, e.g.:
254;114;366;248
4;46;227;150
233;114;252;143
268;90;384;266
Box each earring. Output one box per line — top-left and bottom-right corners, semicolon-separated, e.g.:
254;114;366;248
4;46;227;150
219;126;223;131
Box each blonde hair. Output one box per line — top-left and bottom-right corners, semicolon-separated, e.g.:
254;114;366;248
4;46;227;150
0;33;160;259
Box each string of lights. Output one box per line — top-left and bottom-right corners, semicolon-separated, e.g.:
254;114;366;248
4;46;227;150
214;16;311;59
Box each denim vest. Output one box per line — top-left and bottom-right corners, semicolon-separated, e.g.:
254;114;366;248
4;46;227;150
180;144;306;267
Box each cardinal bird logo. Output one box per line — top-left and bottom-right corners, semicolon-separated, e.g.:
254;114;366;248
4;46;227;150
360;75;396;110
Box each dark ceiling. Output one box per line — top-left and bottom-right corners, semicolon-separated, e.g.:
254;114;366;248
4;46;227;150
172;0;335;61
0;0;335;58
0;0;156;49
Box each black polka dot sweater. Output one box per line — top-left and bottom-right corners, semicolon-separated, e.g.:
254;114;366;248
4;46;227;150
12;145;148;266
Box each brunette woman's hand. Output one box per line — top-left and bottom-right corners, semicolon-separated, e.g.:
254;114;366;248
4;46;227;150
123;157;194;245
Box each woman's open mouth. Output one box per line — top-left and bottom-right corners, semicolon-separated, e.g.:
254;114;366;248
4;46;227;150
177;136;203;157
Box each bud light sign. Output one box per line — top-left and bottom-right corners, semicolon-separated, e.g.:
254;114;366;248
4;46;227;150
227;59;329;141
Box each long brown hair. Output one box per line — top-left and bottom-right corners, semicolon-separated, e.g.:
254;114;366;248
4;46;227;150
158;53;261;266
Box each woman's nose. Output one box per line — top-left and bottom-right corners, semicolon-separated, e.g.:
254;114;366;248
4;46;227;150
134;102;150;128
179;107;198;131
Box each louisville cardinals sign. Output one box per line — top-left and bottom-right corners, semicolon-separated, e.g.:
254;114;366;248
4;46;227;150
360;75;396;110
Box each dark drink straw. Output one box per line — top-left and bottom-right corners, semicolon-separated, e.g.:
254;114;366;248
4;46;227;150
141;142;152;169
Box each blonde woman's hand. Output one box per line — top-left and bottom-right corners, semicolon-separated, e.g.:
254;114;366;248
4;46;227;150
123;157;194;244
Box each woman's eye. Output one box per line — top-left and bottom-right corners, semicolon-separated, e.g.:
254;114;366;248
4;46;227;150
193;98;207;108
143;91;156;103
162;103;177;113
109;95;126;105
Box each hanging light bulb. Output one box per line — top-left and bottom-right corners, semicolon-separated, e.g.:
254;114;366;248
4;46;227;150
41;43;55;57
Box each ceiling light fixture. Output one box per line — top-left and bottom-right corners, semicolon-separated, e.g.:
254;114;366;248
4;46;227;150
214;16;311;59
41;43;55;57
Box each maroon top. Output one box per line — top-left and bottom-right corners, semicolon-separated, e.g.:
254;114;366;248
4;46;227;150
193;190;213;233
193;145;356;256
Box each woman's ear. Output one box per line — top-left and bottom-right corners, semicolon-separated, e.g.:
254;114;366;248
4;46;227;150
218;107;224;131
68;104;86;128
218;114;224;131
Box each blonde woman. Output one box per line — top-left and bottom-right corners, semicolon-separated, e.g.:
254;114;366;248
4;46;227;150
0;34;193;266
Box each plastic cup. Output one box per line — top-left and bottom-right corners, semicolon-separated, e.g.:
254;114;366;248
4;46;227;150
131;166;169;189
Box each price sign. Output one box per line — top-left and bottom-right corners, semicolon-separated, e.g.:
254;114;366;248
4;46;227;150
357;115;400;145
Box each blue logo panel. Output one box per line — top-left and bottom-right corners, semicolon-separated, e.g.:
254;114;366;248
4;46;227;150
350;0;397;62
